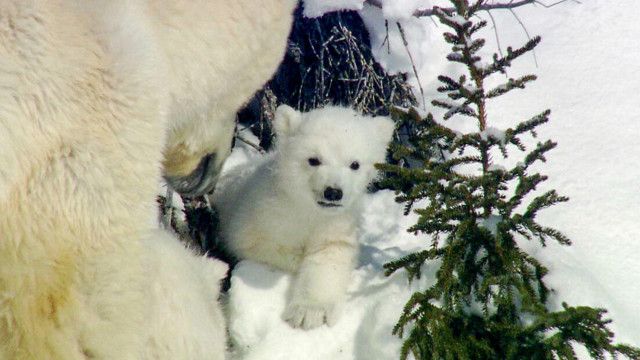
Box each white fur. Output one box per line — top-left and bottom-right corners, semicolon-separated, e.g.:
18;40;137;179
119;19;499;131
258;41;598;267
143;231;229;360
156;0;298;182
213;106;395;329
0;1;295;359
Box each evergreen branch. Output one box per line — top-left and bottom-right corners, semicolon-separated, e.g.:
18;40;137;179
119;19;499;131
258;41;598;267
525;221;572;246
441;154;484;169
482;36;542;77
409;212;460;235
523;189;569;220
433;99;479;119
533;304;640;359
443;31;464;46
504;109;551;146
486;75;537;98
384;248;440;278
437;75;482;103
503;173;547;214
469;20;488;36
524;140;557;166
437;74;465;92
467;36;487;55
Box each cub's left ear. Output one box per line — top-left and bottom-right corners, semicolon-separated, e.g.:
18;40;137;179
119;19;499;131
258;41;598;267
371;116;395;149
273;104;303;139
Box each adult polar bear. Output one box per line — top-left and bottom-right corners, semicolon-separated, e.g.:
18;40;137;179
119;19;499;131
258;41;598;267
0;1;295;359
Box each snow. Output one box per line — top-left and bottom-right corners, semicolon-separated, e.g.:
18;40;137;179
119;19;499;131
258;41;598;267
302;0;432;20
480;126;506;143
301;0;365;18
378;0;431;20
227;261;410;360
441;12;468;26
223;1;640;358
480;3;640;346
359;5;443;79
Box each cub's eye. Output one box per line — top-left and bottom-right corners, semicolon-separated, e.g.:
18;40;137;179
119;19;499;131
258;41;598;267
350;161;360;170
308;157;321;166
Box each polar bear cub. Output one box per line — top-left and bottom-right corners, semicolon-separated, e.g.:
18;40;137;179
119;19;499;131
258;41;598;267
213;105;395;329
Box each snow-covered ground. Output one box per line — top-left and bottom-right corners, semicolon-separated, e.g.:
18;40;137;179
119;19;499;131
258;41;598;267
223;1;640;358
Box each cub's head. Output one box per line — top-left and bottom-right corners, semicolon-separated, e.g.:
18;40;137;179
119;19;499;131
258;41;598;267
273;105;394;212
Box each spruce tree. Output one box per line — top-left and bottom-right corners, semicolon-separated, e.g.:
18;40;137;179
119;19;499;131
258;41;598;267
379;1;640;359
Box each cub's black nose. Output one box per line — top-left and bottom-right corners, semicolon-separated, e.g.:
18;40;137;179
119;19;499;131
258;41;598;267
323;187;343;201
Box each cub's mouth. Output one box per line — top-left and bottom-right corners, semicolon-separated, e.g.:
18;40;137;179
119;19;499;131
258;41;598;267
317;201;342;208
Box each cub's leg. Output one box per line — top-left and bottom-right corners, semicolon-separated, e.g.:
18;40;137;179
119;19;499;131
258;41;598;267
283;231;357;329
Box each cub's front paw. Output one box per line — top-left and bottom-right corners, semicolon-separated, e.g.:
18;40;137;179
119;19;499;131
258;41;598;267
282;302;340;330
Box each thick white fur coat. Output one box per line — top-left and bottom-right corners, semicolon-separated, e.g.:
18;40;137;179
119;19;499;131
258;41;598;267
0;1;295;359
214;106;395;330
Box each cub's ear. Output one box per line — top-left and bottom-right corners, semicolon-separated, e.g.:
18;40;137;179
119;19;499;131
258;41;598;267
371;116;395;149
274;105;302;138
